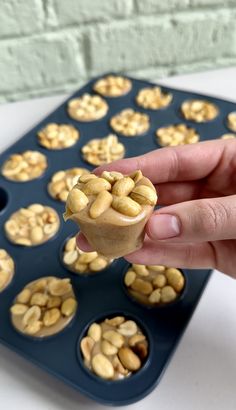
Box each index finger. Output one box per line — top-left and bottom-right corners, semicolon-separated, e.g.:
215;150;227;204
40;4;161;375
95;139;229;184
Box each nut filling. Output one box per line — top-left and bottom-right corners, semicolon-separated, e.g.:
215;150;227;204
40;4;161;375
124;264;185;306
64;170;157;258
10;277;77;337
38;123;79;150
0;249;15;292
156;124;199;146
62;235;112;274
80;316;148;380
5;204;60;246
110;109;150;137
81;134;125;166
226;112;236;132
181;99;219;122
2;150;47;182
136;87;173;110
48;168;89;202
68;94;108;122
93;75;132;97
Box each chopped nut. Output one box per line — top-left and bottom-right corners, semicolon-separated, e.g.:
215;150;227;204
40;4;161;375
103;330;125;348
161;286;177;303
10;304;28;315
92;353;114;380
88;323;102;342
118;347;141;371
112;196;141;217
118;320;138;337
81;336;95;362
43;308;61;327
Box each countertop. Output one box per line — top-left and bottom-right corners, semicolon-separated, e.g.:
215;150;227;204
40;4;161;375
0;67;236;410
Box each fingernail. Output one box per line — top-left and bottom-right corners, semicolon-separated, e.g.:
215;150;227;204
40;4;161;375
147;214;181;240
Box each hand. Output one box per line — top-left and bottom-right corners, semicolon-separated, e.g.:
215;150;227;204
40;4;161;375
77;139;236;278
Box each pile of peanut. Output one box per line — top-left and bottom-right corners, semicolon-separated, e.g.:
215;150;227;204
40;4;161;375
0;249;14;292
38;123;79;149
65;170;157;220
110;109;150;136
124;264;185;306
63;235;112;274
227;112;236;132
156;124;199;146
221;133;236;139
93;75;132;97
81;134;125;166
136;87;173;109
68;94;108;121
2;150;47;182
80;316;148;380
181;100;219;122
5;204;60;246
10;277;77;337
48;168;89;202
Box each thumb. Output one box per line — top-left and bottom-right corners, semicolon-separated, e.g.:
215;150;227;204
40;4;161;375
146;195;236;243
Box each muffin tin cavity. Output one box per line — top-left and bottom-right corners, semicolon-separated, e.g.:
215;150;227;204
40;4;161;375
124;264;185;307
62;235;112;275
67;94;108;122
48;168;89;202
136;87;173;110
0;249;15;292
156;123;199;146
226;111;236;132
0;187;8;213
2;151;47;182
181;99;219;122
4;204;60;246
38;123;80;150
10;276;77;338
93;75;132;97
81;134;125;166
110;109;150;137
80;315;148;380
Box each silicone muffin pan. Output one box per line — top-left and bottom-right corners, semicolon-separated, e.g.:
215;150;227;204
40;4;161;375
1;73;235;405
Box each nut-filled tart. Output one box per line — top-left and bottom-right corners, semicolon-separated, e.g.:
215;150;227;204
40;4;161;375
10;277;77;337
80;315;148;380
64;170;157;258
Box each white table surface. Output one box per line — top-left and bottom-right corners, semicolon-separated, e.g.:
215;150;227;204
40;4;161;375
0;67;236;410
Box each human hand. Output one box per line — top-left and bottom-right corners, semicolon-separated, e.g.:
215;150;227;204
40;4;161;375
77;139;236;278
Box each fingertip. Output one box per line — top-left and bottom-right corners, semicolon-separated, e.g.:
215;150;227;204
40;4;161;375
76;232;94;252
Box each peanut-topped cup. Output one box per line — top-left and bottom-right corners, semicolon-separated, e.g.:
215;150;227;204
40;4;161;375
64;170;157;258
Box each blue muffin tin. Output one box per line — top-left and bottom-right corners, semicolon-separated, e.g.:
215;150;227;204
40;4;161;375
0;74;235;406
